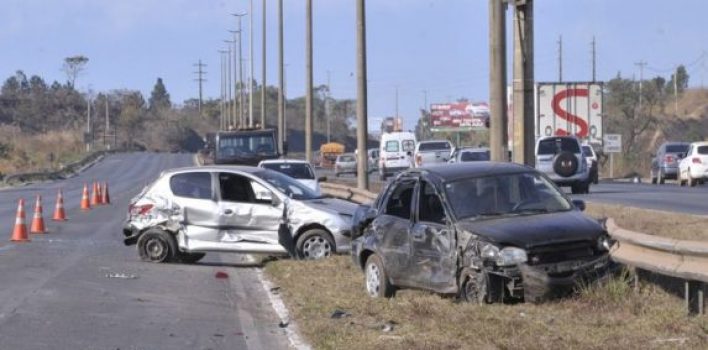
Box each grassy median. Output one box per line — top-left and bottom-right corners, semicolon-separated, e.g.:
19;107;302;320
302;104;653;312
265;255;708;350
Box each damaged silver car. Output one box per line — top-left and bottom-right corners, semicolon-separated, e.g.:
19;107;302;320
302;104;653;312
351;162;616;303
123;166;356;262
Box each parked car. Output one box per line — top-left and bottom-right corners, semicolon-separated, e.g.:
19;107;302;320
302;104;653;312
258;159;323;194
379;131;417;180
650;142;690;184
581;144;599;184
335;154;357;177
351;163;615;303
535;136;591;194
678;141;708;187
414;140;453;167
123;166;356;262
449;147;490;163
354;148;380;173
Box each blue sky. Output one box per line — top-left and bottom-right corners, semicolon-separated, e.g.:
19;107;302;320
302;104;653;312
1;0;706;130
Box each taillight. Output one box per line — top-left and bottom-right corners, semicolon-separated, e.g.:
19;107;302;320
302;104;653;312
693;157;702;164
416;154;422;166
664;155;674;163
129;203;153;216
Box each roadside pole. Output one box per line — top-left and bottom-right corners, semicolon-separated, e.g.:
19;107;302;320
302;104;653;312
489;0;508;162
305;0;313;163
356;0;369;190
512;0;535;166
278;0;285;154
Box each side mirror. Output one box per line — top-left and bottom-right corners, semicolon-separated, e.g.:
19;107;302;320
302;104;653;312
318;176;327;182
572;199;586;212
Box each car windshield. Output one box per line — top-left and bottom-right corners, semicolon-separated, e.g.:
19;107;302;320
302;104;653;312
582;146;594;157
419;142;451;151
218;133;277;156
460;150;490;161
537;138;581;155
338;155;355;162
253;170;321;200
261;163;314;180
666;144;689;153
445;172;572;220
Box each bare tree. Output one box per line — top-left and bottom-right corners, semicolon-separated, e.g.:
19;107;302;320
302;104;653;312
62;55;89;88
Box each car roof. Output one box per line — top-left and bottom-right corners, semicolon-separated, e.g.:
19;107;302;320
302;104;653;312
690;141;708;146
259;159;309;165
403;162;532;183
161;165;263;176
460;147;489;152
537;135;580;142
419;140;450;143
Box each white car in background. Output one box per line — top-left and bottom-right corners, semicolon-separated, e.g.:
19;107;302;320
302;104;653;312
678;141;708;187
379;131;417;180
258;159;322;194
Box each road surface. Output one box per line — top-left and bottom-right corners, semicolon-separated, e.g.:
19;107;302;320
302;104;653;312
0;153;291;350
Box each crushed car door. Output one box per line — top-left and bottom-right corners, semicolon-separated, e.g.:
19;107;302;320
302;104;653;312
408;179;457;292
170;172;221;247
216;172;285;254
376;178;416;285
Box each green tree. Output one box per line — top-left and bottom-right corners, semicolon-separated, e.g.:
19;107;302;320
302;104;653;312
118;92;146;149
149;78;171;112
62;55;89;88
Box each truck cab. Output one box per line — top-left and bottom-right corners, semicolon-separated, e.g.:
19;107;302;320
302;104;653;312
214;128;281;165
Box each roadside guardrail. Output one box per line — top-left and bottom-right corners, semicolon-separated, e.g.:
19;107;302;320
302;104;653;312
322;182;707;316
3;149;122;185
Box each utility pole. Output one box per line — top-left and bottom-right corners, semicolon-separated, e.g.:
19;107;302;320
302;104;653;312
249;0;255;127
674;65;679;116
489;0;508;162
395;86;399;122
228;31;239;127
261;0;267;129
591;36;596;82
558;35;563;82
635;60;647;115
232;13;247;126
219;50;228;130
305;0;313;163
105;97;110;149
284;64;288;143
356;0;369;190
223;42;234;129
512;0;535;166
193;60;207;115
278;0;285;154
86;97;91;152
326;70;331;143
422;89;428;112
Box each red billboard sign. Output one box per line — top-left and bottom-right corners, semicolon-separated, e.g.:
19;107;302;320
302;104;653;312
430;102;489;131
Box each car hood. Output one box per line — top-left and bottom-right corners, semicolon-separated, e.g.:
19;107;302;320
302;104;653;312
455;211;603;249
297;179;319;192
301;197;357;216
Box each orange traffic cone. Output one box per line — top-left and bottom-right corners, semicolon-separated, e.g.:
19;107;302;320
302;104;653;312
10;199;29;242
81;184;91;211
91;182;100;206
53;189;67;221
30;195;47;234
101;182;111;205
97;182;104;205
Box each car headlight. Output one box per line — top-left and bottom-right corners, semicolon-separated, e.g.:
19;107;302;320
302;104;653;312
497;247;528;266
597;235;613;251
479;243;527;266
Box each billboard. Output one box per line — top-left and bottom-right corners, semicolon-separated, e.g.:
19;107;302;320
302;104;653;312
536;82;604;145
430;102;489;132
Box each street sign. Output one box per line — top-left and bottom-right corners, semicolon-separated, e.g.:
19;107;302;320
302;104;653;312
603;134;622;153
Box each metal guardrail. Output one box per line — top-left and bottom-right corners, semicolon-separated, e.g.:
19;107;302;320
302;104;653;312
606;218;707;315
321;183;707;316
3;149;122;185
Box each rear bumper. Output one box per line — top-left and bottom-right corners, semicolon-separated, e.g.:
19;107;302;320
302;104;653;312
547;171;590;186
688;165;708;179
123;222;140;246
381;166;409;175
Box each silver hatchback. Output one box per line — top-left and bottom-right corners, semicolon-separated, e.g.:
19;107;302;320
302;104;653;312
123;166;356;262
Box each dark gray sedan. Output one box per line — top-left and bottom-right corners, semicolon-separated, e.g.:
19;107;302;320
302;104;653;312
351;162;615;303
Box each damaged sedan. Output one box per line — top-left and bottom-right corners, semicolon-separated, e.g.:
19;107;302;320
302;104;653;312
123;166;356;262
351;162;616;303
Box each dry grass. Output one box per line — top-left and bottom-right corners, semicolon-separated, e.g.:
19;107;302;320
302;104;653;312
265;256;708;350
585;203;708;241
0;126;84;175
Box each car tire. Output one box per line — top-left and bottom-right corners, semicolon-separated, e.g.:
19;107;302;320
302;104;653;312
688;170;696;187
178;252;206;264
137;229;178;263
459;268;493;304
364;254;394;298
658;169;665;184
553;152;579;178
650;170;657;184
296;229;335;260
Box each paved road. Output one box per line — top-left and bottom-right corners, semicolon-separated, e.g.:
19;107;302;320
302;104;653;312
0;153;290;350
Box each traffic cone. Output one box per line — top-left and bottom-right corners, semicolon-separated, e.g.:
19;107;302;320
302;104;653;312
101;182;111;205
91;182;100;206
81;184;91;211
53;189;67;221
96;182;103;205
30;195;47;234
10;199;29;242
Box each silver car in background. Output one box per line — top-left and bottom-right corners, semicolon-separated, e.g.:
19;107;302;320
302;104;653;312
448;147;490;163
258;159;323;194
123;166;356;262
335;153;357;177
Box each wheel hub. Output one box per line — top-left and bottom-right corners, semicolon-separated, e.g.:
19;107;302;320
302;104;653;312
366;263;380;297
302;236;331;259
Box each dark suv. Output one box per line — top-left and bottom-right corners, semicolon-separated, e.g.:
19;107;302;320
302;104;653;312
351;163;615;303
650;142;689;184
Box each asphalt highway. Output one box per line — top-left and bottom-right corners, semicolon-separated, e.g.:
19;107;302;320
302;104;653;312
0;153;290;350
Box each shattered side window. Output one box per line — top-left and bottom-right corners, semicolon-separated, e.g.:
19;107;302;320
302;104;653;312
383;180;416;220
170;172;213;200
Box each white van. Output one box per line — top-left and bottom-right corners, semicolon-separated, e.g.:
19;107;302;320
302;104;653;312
379;131;417;180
